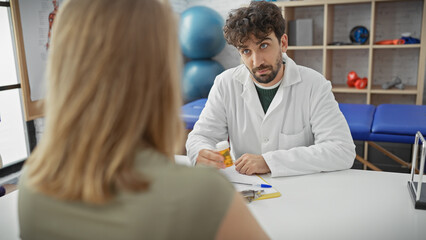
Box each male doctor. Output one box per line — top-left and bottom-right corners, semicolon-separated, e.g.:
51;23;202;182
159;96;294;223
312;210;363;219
186;1;355;177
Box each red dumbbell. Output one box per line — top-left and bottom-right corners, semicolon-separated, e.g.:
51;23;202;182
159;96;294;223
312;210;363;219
355;77;368;89
347;71;359;87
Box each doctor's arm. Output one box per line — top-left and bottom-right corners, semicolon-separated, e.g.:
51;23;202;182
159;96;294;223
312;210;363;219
263;81;356;177
186;78;229;167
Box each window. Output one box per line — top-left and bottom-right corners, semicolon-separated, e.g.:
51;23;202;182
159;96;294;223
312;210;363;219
0;1;30;168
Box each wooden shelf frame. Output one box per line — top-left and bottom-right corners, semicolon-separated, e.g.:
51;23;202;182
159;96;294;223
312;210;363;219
276;0;426;105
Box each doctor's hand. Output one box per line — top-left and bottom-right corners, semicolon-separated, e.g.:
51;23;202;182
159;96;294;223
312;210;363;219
234;154;271;175
196;149;226;169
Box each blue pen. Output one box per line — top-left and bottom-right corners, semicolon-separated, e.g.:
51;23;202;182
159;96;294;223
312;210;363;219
231;181;272;188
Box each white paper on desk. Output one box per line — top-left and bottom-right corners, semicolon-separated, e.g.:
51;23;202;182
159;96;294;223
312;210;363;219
219;165;277;195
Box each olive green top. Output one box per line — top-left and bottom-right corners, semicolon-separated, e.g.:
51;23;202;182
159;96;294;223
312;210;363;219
18;149;235;240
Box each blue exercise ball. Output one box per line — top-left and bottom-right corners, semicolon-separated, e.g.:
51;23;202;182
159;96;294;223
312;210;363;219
182;60;224;102
179;6;226;59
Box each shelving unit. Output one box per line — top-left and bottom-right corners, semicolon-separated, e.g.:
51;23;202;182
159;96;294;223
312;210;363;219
275;0;426;105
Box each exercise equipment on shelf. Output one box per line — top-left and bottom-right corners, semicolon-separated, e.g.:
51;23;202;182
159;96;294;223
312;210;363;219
347;71;367;89
382;76;405;90
350;26;369;44
375;32;420;45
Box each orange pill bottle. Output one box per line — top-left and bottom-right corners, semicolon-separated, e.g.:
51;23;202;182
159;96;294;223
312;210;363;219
216;141;233;168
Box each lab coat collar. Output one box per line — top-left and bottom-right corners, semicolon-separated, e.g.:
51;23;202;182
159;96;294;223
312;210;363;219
233;53;302;119
281;53;302;87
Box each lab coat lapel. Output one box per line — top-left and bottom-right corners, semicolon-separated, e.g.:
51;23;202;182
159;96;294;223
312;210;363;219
264;81;284;120
238;70;265;119
264;54;301;120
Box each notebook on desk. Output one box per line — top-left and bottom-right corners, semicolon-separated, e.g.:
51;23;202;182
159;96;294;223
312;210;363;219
220;166;281;201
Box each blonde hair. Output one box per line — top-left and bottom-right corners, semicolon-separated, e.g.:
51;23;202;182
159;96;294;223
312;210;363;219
27;0;184;204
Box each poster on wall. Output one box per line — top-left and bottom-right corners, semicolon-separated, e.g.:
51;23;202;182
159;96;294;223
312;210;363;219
19;0;62;101
10;0;64;120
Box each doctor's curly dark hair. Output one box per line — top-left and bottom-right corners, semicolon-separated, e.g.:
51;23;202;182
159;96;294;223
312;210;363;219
223;1;286;48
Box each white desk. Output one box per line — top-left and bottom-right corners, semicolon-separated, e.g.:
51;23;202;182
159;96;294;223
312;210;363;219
0;190;19;240
249;170;426;240
1;170;426;240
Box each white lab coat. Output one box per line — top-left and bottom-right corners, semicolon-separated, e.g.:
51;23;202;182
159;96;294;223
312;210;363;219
186;54;355;177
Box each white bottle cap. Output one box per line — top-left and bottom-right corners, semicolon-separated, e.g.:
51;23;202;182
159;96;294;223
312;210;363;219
216;141;229;151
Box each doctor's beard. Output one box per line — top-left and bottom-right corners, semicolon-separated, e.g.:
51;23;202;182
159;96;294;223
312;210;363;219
249;52;283;84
